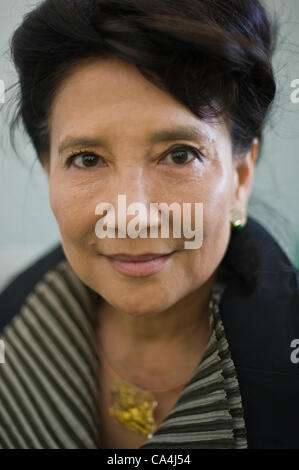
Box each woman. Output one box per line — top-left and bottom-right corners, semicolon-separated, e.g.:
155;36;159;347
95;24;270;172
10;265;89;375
0;0;299;449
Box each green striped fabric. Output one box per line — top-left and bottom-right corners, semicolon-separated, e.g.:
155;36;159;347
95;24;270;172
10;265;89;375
0;260;247;449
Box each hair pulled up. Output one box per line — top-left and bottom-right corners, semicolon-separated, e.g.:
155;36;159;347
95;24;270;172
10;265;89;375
10;0;277;159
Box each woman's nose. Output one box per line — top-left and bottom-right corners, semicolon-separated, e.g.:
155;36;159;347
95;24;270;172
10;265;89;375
100;171;162;238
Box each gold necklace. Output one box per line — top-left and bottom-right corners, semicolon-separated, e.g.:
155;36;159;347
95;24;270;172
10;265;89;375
98;344;190;439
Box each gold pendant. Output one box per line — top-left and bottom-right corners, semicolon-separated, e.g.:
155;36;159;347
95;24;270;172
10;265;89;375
108;378;158;438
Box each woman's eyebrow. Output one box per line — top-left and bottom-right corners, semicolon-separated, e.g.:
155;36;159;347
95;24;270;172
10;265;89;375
58;125;212;154
148;126;213;144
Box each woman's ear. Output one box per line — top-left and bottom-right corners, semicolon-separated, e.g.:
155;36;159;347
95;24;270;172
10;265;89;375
232;138;259;210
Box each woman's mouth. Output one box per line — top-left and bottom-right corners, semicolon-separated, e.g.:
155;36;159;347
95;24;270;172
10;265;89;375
104;252;175;277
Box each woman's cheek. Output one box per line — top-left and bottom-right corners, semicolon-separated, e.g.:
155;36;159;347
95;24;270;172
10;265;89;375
49;177;92;243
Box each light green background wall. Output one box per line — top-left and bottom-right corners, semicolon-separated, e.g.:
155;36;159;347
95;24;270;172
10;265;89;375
0;0;299;292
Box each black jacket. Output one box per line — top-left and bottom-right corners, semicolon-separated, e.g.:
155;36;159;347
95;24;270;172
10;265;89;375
1;215;299;449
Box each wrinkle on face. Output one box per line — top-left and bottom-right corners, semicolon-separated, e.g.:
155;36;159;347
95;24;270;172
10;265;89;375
46;55;238;320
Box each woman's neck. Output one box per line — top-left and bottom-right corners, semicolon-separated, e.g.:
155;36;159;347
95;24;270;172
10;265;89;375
96;274;216;390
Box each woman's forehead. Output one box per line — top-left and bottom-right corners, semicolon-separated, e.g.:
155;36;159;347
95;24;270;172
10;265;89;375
49;57;228;153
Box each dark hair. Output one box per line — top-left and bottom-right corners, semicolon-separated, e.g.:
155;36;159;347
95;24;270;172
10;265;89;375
9;0;277;161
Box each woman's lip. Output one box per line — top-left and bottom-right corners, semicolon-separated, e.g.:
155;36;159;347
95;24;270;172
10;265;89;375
106;253;173;262
105;252;175;277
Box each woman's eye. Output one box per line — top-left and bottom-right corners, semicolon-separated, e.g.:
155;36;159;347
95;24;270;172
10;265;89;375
67;152;104;168
162;146;202;165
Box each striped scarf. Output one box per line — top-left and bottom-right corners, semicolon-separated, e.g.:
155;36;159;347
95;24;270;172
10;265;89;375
0;260;247;448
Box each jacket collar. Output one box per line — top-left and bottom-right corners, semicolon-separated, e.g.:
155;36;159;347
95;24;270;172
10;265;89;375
220;215;297;293
218;215;299;373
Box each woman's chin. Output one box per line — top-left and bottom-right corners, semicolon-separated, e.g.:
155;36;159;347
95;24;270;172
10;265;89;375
102;296;174;318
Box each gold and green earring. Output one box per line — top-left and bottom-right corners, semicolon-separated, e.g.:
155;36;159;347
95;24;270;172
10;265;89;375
230;209;247;231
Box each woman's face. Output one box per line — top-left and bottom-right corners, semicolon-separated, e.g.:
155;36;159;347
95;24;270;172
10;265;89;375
46;56;256;316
